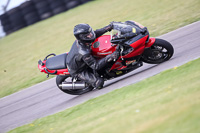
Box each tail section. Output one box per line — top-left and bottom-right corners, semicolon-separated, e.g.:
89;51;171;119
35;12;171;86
38;53;70;77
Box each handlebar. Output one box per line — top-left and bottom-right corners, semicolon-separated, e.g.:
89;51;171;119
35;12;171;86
110;38;126;44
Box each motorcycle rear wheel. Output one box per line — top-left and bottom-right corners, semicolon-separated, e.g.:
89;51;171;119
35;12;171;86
56;75;94;95
142;38;174;64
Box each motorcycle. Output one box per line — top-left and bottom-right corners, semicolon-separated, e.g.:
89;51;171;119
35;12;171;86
38;21;174;95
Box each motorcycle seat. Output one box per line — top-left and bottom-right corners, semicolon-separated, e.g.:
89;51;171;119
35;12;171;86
46;53;68;70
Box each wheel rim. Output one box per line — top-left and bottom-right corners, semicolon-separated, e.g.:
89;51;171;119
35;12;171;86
148;45;169;61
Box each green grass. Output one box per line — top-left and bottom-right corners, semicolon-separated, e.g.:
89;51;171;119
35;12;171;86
0;0;200;98
9;58;200;133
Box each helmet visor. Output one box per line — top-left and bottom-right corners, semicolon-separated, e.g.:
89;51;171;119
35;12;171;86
79;30;96;41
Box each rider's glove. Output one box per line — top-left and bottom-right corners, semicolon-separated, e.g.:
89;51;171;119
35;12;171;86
104;23;113;32
141;27;147;34
106;51;119;62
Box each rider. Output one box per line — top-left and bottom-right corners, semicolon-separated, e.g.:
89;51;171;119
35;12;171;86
66;23;119;89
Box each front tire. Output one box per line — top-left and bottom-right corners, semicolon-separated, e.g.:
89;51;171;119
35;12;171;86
56;75;94;95
142;38;174;64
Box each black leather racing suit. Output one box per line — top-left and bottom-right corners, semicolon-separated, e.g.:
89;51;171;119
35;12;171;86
66;26;112;88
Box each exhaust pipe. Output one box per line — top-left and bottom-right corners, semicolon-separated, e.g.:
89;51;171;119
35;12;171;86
59;82;87;90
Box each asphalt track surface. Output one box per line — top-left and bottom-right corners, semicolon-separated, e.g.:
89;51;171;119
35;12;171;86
0;21;200;133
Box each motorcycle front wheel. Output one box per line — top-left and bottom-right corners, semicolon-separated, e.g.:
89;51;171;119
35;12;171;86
142;38;174;64
56;75;94;95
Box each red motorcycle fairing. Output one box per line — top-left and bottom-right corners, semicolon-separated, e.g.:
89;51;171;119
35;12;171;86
92;35;156;59
91;35;156;71
122;35;148;59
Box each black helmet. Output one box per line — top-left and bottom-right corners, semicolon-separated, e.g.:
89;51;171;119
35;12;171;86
74;23;96;44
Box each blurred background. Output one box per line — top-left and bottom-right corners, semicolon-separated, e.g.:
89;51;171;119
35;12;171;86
0;0;92;37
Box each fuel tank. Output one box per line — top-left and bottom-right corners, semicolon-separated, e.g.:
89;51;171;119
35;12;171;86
91;35;116;58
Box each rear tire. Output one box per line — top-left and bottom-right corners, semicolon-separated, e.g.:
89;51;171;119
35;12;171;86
56;75;94;95
142;38;174;64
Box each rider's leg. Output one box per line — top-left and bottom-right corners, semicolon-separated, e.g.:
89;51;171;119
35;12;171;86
77;70;104;89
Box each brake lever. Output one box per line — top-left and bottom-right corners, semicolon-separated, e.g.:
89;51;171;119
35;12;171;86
111;43;117;47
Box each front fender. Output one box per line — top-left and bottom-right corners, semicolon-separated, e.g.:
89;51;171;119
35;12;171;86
145;37;156;48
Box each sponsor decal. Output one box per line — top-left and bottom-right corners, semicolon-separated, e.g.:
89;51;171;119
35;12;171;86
97;51;112;55
126;60;136;65
64;72;69;74
116;71;123;75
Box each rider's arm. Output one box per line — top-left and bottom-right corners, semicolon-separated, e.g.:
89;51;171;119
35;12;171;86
120;32;137;39
94;24;113;38
82;54;107;70
82;51;119;71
